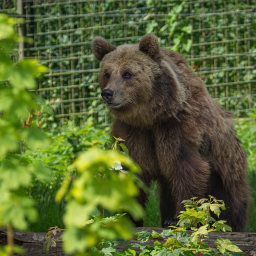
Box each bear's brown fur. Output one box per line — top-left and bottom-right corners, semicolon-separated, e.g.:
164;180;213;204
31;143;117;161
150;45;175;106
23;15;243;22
92;34;249;231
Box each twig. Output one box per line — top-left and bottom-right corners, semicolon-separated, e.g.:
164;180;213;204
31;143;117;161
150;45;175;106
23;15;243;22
7;224;13;256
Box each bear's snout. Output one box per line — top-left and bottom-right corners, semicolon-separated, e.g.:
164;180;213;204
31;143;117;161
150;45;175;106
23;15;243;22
101;89;114;103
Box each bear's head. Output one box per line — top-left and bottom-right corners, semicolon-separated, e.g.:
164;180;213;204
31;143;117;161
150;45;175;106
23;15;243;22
92;34;196;127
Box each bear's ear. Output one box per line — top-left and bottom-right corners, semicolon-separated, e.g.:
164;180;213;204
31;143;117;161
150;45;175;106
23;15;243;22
91;37;116;61
139;34;159;58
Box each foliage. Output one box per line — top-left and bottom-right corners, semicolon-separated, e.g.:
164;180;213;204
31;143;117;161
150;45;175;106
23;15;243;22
43;226;64;255
145;0;256;116
121;196;242;256
235;113;256;172
56;148;145;255
24;124;111;232
0;13;51;254
235;113;256;232
10;116;255;234
143;181;161;228
145;0;192;53
20;0;256;125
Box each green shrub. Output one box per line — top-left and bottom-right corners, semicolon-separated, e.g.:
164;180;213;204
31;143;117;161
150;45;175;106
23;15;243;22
0;14;50;255
235;113;256;232
124;197;242;256
24;124;111;232
56;148;144;255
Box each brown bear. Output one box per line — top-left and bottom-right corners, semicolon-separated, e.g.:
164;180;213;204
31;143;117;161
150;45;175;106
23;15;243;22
91;34;249;231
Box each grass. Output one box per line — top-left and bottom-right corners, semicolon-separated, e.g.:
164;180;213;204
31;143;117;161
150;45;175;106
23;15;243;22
144;182;161;228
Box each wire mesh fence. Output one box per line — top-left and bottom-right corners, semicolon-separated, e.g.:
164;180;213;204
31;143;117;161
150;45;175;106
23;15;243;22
3;0;256;125
0;0;16;14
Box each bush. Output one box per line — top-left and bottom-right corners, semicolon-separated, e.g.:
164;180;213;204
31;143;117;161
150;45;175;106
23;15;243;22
0;14;50;255
24;124;111;232
235;113;256;232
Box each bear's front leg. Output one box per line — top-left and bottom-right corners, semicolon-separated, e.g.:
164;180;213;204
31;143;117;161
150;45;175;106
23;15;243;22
159;144;211;227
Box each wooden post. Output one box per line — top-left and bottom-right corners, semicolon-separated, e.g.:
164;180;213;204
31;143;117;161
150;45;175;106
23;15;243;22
17;0;24;60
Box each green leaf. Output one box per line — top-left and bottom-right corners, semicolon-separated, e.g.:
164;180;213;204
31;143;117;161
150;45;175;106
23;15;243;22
140;248;154;256
178;208;206;228
190;225;208;239
0;245;24;256
0;129;17;157
123;243;141;252
29;162;51;181
159;249;172;256
0;89;14;112
210;204;222;217
181;25;192;34
215;238;242;254
62;227;94;253
169;21;178;37
160;24;168;33
0;194;38;230
120;143;129;155
102;245;119;256
160;229;171;238
43;236;56;254
113;238;127;246
213;221;232;232
152;230;160;238
171;249;183;256
146;21;158;34
21;127;50;150
136;231;152;243
64;201;95;227
181;199;193;206
189;234;199;245
172;2;185;14
159;249;176;256
182;39;192;52
0;15;16;39
9;59;47;90
170;227;186;234
125;248;136;256
166;237;175;245
154;240;163;249
199;203;211;212
176;233;190;244
0;163;31;190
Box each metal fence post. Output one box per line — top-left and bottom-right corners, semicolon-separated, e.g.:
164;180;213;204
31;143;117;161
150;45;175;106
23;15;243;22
17;0;24;60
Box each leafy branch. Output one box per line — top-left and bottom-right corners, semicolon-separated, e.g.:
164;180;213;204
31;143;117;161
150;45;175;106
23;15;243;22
118;196;242;256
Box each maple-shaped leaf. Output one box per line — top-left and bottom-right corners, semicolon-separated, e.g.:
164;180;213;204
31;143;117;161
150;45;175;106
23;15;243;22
136;231;152;243
213;221;232;232
215;238;242;254
152;230;161;238
190;225;208;245
125;248;136;256
43;236;56;255
210;204;222;217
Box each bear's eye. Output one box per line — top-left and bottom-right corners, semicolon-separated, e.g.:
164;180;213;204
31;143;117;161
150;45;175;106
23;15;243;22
123;72;131;79
105;73;110;79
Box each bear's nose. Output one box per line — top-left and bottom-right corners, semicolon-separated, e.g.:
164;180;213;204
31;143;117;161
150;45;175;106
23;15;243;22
101;89;114;102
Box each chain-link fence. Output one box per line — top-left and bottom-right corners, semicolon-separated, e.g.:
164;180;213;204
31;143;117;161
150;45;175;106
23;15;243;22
3;0;256;125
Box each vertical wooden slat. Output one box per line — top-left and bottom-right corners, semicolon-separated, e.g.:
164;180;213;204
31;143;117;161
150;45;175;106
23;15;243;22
17;0;24;60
